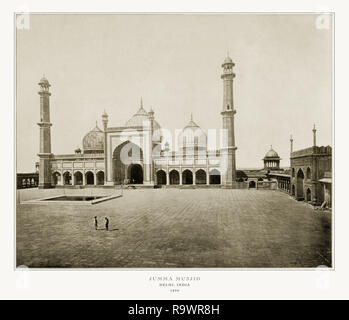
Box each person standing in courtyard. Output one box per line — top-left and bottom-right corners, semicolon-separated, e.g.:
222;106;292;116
94;216;98;230
105;217;109;231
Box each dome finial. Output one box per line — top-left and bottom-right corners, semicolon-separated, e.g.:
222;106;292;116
140;97;143;108
190;113;193;121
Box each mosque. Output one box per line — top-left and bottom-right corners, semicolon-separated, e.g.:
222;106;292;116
34;55;332;207
37;55;238;188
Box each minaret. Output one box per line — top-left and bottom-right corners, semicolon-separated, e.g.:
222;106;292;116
37;76;52;188
220;54;237;187
148;107;155;184
290;135;294;153
102;110;109;184
312;124;317;147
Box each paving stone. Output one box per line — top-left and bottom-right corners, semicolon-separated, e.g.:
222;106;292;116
16;188;332;268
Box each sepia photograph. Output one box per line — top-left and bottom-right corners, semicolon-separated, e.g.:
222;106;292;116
15;13;333;269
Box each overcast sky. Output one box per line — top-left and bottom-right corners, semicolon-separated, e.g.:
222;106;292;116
16;14;332;172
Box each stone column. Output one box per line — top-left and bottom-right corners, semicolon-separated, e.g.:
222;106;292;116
193;171;196;185
83;171;86;185
59;171;63;186
143;125;154;185
166;171;169;186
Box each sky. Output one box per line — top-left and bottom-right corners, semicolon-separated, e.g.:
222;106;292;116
16;14;332;172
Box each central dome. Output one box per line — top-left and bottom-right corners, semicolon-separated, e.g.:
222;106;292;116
125;103;161;132
125;105;149;128
125;101;163;143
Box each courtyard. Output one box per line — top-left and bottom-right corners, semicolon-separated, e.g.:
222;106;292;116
16;188;332;268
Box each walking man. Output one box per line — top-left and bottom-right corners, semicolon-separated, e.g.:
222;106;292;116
105;217;109;231
94;216;98;230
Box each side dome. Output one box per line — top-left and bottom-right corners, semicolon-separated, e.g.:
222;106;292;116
178;115;207;152
83;123;104;154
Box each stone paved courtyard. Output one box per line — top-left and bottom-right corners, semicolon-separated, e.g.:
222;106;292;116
16;188;332;268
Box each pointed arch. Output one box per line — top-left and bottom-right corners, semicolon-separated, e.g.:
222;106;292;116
296;169;304;200
169;170;179;185
195;169;207;185
209;169;221;185
113;141;143;184
96;171;104;185
52;171;61;186
63;171;72;185
182;169;193;185
74;171;83;185
156;169;167;185
85;171;94;185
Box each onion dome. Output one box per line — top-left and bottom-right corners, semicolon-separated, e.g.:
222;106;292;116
178;114;207;152
82;122;104;154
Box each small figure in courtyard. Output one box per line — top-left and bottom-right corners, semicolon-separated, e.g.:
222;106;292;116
105;217;109;231
94;216;98;230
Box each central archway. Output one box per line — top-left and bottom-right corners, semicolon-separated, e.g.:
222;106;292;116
128;164;143;184
296;169;304;200
182;170;193;185
156;170;166;185
113;141;143;185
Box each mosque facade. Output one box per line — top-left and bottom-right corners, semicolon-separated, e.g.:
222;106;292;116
37;56;238;188
35;55;332;207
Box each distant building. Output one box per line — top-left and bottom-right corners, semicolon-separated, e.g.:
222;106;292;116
268;127;332;207
263;146;281;171
290;125;332;205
